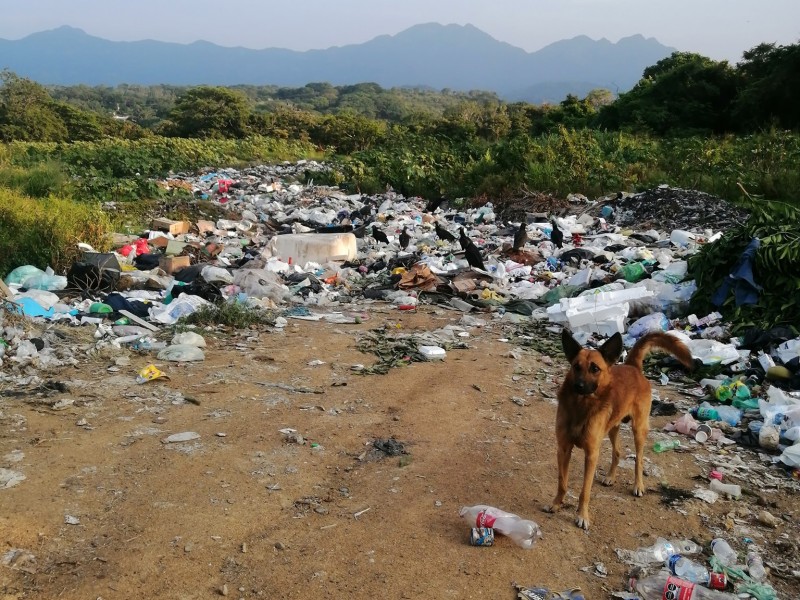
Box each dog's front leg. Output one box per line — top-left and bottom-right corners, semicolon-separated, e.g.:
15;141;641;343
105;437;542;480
544;440;572;513
576;445;599;530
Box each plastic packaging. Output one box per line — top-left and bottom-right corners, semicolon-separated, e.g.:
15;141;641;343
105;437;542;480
746;550;766;581
670;230;697;247
628;312;669;338
172;332;207;347
4;265;44;286
620;261;647;282
157;344;206;362
710;538;737;566
459;505;541;549
653;439;681;453
419;346;446;361
668;555;727;589
630;574;737;599
758;424;780;450
709;479;741;499
22;273;68;291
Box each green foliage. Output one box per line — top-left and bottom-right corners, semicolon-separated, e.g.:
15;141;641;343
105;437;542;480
0;161;67;198
599;52;739;135
688;198;800;332
0;70;68;142
733;42;800;130
169;86;251;138
0;187;111;277
182;302;277;328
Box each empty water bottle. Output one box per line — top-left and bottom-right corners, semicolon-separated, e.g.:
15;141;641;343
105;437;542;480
711;538;737;566
667;555;727;589
628;538;677;563
630;574;737;599
746;550;766;581
459;505;541;549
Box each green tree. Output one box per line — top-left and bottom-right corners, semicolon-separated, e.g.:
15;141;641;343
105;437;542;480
170;86;251;138
0;70;68;141
598;52;739;135
733;41;800;130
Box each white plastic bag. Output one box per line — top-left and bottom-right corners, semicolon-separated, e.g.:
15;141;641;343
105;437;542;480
157;344;205;362
172;332;207;347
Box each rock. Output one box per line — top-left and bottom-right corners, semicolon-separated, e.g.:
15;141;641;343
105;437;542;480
162;432;201;443
221;584;229;596
274;542;286;551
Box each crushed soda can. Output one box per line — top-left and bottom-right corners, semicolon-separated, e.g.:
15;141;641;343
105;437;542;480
470;527;494;546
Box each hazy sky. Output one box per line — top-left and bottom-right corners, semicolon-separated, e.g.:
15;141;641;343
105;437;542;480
3;0;798;63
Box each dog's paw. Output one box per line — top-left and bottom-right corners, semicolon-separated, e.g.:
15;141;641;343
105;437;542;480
575;515;590;530
633;485;646;497
542;503;561;514
600;476;615;487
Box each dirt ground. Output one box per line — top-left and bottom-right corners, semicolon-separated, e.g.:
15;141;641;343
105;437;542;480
1;307;798;600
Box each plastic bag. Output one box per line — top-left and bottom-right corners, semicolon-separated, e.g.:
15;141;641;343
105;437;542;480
232;269;290;304
201;265;233;285
22;273;68;291
172;332;206;347
628;312;669;338
157;344;205;362
4;265;44;286
149;294;209;325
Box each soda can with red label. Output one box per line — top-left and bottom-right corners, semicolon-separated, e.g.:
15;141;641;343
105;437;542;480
470;527;495;546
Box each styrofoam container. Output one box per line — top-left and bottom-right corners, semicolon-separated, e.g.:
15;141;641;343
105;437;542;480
269;233;357;265
419;346;446;361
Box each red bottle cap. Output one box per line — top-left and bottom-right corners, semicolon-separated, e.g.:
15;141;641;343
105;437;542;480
709;470;723;481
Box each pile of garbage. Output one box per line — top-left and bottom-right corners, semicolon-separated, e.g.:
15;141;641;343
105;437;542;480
1;161;799;461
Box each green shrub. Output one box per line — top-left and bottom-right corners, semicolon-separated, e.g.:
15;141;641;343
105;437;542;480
0;161;67;198
0;188;111;277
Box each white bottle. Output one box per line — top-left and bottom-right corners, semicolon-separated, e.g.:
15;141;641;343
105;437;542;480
459;505;541;549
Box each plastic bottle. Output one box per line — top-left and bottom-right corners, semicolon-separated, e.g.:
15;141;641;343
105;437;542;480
628;538;677;563
653;439;681;453
711;538;738;566
746;550;766;581
630;574;737;599
710;479;742;499
667;555;727;589
459;505;541;549
695;402;742;426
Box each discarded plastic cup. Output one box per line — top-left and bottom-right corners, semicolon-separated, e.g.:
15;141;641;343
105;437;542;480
695;424;712;443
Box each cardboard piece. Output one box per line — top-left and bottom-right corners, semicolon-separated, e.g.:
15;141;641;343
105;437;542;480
159;255;191;274
151;218;190;236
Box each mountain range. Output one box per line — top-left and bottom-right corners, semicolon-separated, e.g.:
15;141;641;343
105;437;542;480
0;24;677;103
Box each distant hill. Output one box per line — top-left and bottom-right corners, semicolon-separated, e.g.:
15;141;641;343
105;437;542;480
0;24;677;102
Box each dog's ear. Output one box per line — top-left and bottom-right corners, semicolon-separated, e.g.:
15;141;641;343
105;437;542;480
562;328;582;363
599;333;623;366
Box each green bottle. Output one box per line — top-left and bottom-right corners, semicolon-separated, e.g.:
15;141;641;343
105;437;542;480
653;439;681;453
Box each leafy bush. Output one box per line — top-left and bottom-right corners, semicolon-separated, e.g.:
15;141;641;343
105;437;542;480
0;188;111;277
689;198;800;332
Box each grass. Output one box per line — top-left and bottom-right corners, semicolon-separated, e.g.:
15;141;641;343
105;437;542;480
181;301;277;328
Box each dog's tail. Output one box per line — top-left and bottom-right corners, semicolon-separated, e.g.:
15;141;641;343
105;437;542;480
624;332;694;372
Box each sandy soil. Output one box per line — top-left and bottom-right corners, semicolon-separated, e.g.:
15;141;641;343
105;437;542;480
1;307;798;599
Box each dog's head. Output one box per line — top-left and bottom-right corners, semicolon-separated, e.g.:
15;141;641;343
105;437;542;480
561;329;623;395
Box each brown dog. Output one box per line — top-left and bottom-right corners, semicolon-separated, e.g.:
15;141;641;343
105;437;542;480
545;329;693;530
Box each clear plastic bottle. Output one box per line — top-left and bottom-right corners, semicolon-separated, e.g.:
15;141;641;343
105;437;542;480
459;505;541;549
746;550;767;581
667;555;727;589
628;538;676;563
630;574;737;599
711;538;738;566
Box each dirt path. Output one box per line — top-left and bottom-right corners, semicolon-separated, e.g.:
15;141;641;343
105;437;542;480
1;308;798;599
